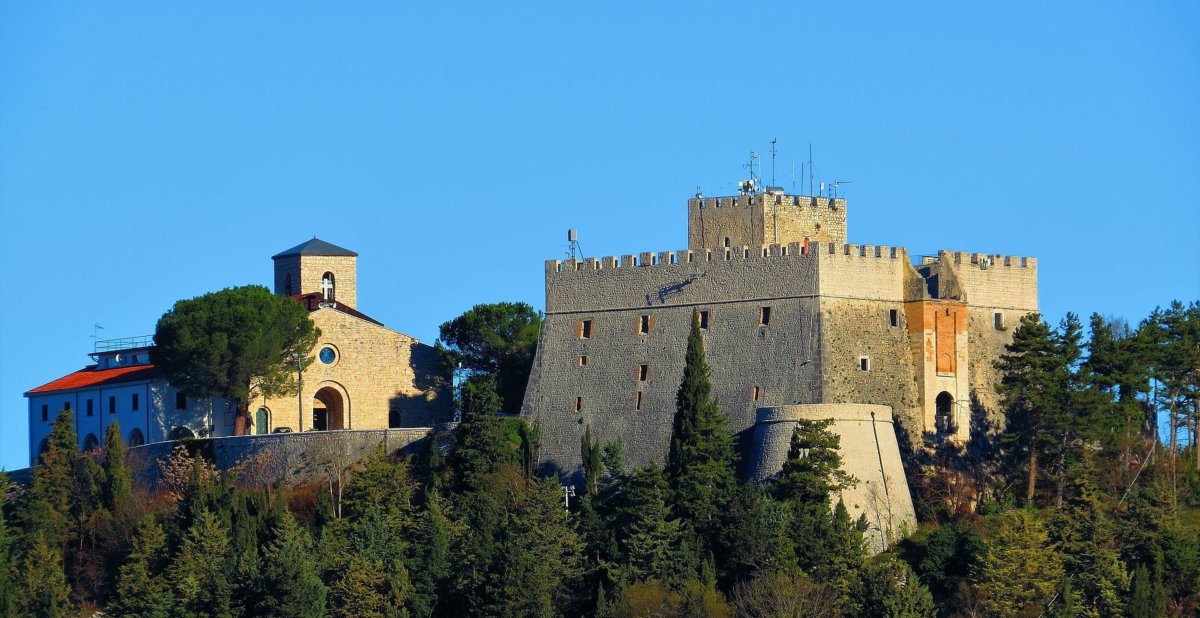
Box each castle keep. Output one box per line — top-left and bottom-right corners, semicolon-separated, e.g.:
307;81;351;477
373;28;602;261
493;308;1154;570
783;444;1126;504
521;191;1038;545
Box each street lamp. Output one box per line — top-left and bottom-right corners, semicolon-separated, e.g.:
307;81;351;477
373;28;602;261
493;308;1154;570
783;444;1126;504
291;351;304;432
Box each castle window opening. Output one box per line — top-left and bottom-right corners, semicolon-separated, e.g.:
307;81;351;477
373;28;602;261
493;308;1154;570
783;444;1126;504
638;364;649;382
86;399;93;416
635;391;643;411
743;248;750;258
64;401;70;411
132;393;139;411
889;309;899;328
321;272;336;300
578;320;593;339
574;397;583;412
759;306;771;326
639;315;650;335
176;392;187;410
724;237;731;248
994;312;1005;330
751;386;760;401
108;396;116;414
41;404;47;422
935;391;955;434
699;310;710;330
859;356;871;371
579;355;589;366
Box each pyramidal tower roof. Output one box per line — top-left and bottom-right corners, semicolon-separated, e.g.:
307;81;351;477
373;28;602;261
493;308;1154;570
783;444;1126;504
271;237;358;259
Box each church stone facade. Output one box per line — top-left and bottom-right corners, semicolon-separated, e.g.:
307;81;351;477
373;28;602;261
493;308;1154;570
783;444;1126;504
521;191;1038;545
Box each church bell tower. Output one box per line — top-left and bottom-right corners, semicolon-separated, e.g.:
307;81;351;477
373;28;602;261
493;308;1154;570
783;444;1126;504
271;237;359;308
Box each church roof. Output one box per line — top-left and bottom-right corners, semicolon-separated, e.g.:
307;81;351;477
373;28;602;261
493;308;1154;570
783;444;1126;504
25;364;161;395
291;293;384;326
271;237;358;259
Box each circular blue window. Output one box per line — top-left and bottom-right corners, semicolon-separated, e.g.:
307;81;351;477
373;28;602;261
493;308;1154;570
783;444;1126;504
319;347;337;364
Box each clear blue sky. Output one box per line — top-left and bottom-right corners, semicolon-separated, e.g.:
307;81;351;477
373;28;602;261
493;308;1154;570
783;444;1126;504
2;3;1197;470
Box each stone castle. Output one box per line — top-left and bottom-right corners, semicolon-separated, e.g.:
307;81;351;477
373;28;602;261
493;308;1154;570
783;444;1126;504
520;189;1038;545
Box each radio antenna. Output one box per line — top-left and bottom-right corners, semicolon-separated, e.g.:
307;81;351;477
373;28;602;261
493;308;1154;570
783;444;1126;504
770;137;777;186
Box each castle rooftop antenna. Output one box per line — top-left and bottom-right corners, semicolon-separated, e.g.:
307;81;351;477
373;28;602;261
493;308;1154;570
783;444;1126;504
566;228;582;261
770;138;777;186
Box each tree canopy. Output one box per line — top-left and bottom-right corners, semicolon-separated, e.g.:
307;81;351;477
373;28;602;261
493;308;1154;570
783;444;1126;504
436;301;541;413
153;285;319;432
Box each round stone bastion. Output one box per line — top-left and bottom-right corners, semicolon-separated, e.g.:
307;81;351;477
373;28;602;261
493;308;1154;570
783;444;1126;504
748;404;916;551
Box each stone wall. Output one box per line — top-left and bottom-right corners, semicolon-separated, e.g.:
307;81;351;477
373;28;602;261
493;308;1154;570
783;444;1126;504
257;308;452;434
129;428;433;487
747;404;916;552
686;195;847;250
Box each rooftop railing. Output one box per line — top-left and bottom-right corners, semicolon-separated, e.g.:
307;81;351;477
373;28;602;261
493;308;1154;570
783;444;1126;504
94;335;155;353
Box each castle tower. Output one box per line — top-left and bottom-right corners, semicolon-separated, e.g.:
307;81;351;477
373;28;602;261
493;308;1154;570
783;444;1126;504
271;238;359;307
687;192;848;250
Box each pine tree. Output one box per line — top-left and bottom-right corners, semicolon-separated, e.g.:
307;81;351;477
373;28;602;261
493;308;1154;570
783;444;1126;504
1050;453;1128;617
110;520;173;618
258;511;327;618
718;482;795;586
773;419;855;506
17;535;74;618
849;554;936;618
975;509;1063;618
618;465;683;585
995;313;1064;506
667;312;737;553
330;554;405;618
18;409;77;549
448;376;515;491
168;510;234;618
0;492;19;618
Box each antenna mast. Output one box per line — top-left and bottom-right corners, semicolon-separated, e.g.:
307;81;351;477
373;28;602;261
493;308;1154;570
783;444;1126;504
770;137;777;186
566;229;581;261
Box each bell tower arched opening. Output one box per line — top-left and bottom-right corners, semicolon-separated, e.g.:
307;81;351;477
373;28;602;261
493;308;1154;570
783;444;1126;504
935;391;955;435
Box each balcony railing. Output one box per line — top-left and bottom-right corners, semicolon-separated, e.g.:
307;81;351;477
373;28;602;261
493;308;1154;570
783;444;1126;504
94;335;155;353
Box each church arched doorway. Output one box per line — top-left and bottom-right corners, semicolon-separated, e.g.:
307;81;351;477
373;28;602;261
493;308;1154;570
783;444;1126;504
935;391;955;435
83;433;100;452
313;387;345;431
169;426;195;441
128;428;145;447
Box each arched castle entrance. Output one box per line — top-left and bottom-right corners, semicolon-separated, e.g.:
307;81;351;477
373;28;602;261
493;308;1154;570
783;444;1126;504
935;391;955;435
312;386;347;431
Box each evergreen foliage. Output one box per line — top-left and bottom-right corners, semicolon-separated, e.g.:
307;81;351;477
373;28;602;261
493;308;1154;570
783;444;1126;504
258;511;327;618
17;535;74;618
976;509;1063;618
436;301;542;413
667;312;737;553
167;510;234;618
110;520;173;618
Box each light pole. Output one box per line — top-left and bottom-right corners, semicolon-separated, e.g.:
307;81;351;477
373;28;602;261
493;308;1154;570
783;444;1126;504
292;351;304;432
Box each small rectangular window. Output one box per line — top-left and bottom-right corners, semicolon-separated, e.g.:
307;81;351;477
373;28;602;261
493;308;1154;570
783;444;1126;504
132;393;139;411
41;404;48;422
889;309;899;328
699;310;710;330
574;397;583;412
109;396;116;414
994;312;1005;330
638;364;649;382
176;392;187;410
579;320;593;339
859;356;871;372
751;386;760;401
86;399;94;416
64;401;71;411
759;306;771;326
579;355;589;366
639;314;650;335
635;391;643;411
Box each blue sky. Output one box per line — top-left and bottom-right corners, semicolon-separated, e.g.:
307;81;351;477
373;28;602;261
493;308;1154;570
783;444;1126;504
1;3;1197;470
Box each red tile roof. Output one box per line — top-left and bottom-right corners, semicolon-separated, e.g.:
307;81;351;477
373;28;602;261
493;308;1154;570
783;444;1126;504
290;293;383;326
25;364;161;395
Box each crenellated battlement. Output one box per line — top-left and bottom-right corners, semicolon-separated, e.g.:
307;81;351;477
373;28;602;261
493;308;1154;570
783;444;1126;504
687;195;847;210
936;250;1037;270
546;241;909;275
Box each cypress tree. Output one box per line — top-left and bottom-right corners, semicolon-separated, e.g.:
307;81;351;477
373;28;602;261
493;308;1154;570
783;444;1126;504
102;421;134;515
1127;563;1154;618
19;410;77;549
110;520;173;618
581;425;604;496
666;312;737;552
17;535;74;618
258;511;327;618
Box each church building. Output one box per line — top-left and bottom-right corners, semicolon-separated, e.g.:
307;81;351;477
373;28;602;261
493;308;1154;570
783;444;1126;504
24;238;451;465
